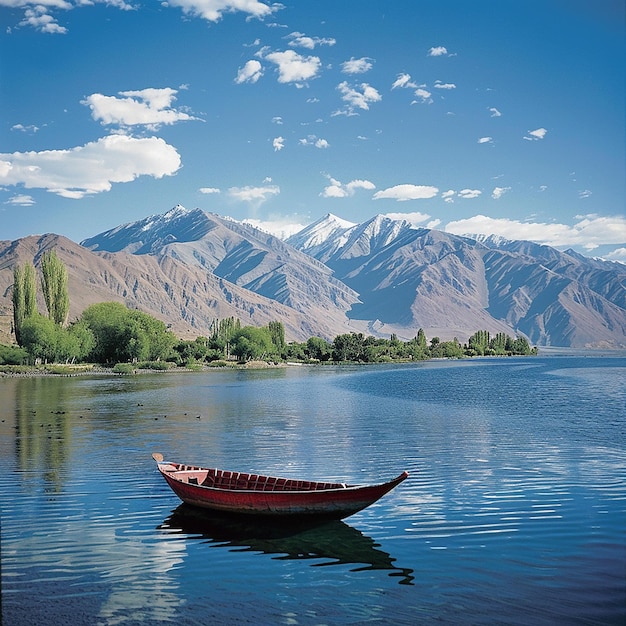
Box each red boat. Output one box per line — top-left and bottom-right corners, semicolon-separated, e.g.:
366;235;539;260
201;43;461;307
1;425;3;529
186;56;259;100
152;453;408;519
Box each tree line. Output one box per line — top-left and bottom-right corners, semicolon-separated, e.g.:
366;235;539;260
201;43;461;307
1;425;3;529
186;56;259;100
1;254;537;368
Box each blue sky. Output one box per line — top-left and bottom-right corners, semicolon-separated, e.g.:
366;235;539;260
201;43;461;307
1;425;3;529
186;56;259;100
1;0;625;260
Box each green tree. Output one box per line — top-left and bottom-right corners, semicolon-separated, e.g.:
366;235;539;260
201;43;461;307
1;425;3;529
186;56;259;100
12;262;38;345
20;314;60;363
80;302;175;364
267;321;285;354
306;336;332;361
230;326;275;361
40;250;69;326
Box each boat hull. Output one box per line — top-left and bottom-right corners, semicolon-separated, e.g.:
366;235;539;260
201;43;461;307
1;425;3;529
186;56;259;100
154;455;408;519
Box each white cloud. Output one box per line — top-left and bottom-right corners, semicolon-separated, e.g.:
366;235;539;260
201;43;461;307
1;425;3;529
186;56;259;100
263;49;321;84
478;137;493;144
335;81;381;114
320;176;375;198
272;116;283;124
434;80;456;89
341;57;373;74
391;73;416;89
492;186;510;200
235;59;263;84
18;5;67;33
241;215;308;239
428;46;449;57
0;135;181;199
82;88;199;129
489;107;502;117
578;189;592;199
228;184;280;206
299;135;329;148
606;247;626;261
199;187;220;194
272;136;285;151
445;213;626;250
442;190;456;204
458;189;482;199
383;211;431;227
411;87;432;104
524;127;548;141
11;123;40;133
6;0;134;34
6;194;35;206
165;0;279;23
287;31;335;49
373;184;439;201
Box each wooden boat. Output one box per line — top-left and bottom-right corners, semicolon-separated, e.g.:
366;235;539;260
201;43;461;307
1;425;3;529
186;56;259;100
152;453;408;519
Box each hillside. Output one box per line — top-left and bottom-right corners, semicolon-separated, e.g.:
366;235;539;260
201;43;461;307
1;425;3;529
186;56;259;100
1;206;625;349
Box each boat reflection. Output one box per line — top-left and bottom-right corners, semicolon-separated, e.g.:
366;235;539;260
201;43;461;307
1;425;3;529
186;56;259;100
161;504;414;585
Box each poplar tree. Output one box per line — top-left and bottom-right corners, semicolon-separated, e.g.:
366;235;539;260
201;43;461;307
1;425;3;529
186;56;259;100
12;262;38;345
40;250;69;326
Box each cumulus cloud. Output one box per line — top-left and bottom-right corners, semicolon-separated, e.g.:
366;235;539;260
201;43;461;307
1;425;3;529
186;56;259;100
373;184;439;201
6;194;35;206
411;87;432;104
287;31;335;49
383;211;431;227
199;187;220;194
0;135;181;199
428;46;449;57
606;247;626;262
492;186;511;200
335;81;381;115
241;215;308;239
320;176;375;198
11;123;40;133
434;80;456;89
166;0;279;23
299;135;328;148
272;136;285;151
489;107;502;117
445;213;626;250
524;127;548;141
458;189;482;199
228;184;280;206
391;73;417;89
442;190;456;204
10;0;133;34
478;137;493;144
341;57;373;74
235;59;263;84
82;88;199;129
263;49;322;84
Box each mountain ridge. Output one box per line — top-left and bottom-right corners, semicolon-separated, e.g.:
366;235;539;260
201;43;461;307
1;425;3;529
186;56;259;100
1;206;625;349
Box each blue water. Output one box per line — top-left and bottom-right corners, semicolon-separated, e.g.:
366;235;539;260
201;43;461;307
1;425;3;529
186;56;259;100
1;355;625;625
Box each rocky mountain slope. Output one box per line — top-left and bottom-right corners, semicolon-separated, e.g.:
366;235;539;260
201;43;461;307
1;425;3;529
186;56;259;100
1;206;624;348
286;213;626;348
0;227;360;344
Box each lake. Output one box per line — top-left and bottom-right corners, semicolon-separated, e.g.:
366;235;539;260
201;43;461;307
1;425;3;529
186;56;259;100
1;355;625;625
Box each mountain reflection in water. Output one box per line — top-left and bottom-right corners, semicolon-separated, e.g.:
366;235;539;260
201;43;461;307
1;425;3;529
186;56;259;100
161;504;415;585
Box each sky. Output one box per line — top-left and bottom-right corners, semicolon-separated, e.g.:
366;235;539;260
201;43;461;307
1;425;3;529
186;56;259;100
1;0;625;260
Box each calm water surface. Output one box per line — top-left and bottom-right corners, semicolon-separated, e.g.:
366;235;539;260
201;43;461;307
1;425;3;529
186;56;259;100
1;356;625;625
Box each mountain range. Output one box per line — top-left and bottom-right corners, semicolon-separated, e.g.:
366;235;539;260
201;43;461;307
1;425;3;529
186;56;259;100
1;205;625;349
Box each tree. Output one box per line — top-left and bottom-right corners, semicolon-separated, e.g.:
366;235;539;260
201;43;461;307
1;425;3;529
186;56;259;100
267;321;285;354
306;336;332;361
40;250;69;326
20;315;59;363
230;326;275;361
12;262;38;345
80;302;176;364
